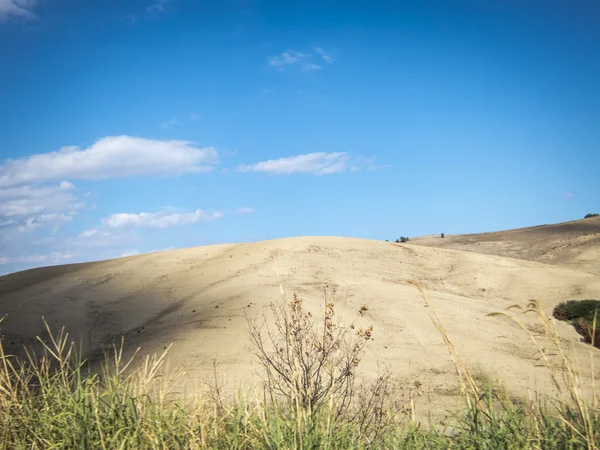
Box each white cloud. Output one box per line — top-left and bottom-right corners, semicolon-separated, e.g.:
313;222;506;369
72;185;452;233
124;0;174;24
237;153;387;176
0;135;218;188
303;63;321;71
1;221;138;275
235;207;254;214
146;0;174;15
349;156;390;172
0;181;79;217
163;117;177;128
79;229;99;238
17;213;72;233
70;228;139;250
314;47;335;63
268;50;310;67
19;252;74;264
0;0;37;21
237;152;351;176
0;219;18;227
103;209;224;229
0;251;75;266
119;250;141;258
268;48;335;71
190;112;201;121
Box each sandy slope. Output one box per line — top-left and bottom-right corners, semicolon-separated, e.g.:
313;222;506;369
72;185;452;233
411;216;600;275
1;234;600;419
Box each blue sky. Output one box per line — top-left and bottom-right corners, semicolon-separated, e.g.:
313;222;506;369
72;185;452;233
0;0;598;274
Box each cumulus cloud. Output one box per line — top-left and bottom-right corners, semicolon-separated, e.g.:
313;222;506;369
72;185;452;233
146;0;174;15
0;0;37;21
268;48;335;71
349;156;390;172
0;132;223;274
0;219;17;227
0;136;218;188
124;0;174;24
103;209;224;229
1;219;138;275
237;152;351;175
79;229;99;238
268;50;310;67
0;181;80;217
314;47;335;63
237;153;387;176
0;251;75;266
303;63;321;71
16;213;73;233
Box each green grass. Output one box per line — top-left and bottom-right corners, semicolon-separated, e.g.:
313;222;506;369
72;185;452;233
2;295;600;449
553;299;600;347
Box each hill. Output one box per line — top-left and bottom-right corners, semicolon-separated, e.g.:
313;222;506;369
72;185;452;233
410;216;600;275
1;232;599;419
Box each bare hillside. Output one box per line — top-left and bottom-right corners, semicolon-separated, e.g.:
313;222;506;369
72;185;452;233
411;216;600;275
1;235;599;418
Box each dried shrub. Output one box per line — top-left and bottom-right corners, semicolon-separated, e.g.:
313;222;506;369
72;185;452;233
246;290;396;443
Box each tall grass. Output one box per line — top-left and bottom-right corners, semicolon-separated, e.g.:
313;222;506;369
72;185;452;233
1;284;600;449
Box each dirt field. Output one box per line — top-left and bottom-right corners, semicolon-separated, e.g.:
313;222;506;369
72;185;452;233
1;217;599;420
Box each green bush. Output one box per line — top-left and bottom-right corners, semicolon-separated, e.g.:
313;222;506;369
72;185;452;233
553;299;600;347
396;236;410;243
584;213;599;219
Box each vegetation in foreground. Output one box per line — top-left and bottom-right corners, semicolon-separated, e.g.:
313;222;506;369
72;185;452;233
553;299;600;348
1;287;600;449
